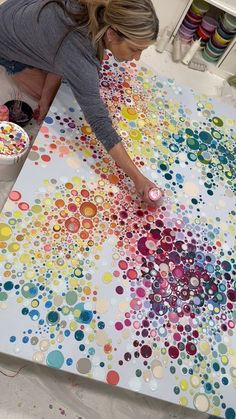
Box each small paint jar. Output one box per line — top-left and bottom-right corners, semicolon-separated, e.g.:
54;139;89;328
148;187;162;202
0;105;9;122
0;121;30;181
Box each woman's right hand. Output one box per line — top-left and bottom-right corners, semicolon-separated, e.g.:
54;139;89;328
134;174;163;207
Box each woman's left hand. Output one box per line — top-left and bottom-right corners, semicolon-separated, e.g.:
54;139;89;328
134;174;163;207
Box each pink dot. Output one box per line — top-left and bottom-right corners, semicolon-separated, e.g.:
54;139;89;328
9;191;21;201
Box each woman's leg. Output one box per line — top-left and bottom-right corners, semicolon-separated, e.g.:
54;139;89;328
12;68;62;121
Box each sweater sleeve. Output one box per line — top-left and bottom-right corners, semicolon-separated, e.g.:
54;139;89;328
54;32;122;152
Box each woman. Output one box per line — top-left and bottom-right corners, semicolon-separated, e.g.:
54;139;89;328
0;0;160;206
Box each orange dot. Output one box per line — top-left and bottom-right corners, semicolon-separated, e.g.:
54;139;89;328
104;343;112;353
55;199;65;208
82;219;93;229
108;174;119;185
80;202;97;218
80;231;89;240
65;183;73;190
83;286;91;295
106;370;120;386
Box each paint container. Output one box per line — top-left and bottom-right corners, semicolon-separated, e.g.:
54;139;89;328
182;38;202;65
0;105;9;122
0;121;30;181
148;187;162;202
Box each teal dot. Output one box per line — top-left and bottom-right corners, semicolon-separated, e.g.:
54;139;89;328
65;291;78;306
225;408;235;419
174;386;180;394
186;128;194;136
165;173;172;180
187;152;197;162
169;144;179;152
74;330;84;341
46;350;64;369
136;369;142;377
160;163;168;171
191;198;198;205
199;131;213;144
46;311;60;325
3;281;14;291
187;138;199;150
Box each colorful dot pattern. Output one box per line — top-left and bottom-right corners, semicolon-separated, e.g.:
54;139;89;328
0;122;29;157
0;54;235;419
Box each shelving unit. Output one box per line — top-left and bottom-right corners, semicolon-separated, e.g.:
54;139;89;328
162;0;236;77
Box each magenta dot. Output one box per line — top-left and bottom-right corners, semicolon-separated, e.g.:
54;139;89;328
115;322;123;331
186;342;197;356
173;333;181;342
136;287;145;298
140;345;152;358
124;319;131;327
168;346;179;359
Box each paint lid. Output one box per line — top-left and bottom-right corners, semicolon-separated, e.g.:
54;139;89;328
0;121;30;164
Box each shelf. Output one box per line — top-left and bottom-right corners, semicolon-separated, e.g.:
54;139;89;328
205;0;236;16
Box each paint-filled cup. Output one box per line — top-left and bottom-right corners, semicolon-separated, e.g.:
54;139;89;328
0;121;30;181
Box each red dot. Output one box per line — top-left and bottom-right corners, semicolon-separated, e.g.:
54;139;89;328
106;370;120;386
18;202;29;211
41;154;51;162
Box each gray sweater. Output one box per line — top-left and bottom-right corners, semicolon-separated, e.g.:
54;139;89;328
0;0;121;151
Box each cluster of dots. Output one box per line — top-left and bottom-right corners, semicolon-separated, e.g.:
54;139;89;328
0;55;235;418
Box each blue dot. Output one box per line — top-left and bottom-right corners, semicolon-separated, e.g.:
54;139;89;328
66;358;73;366
69;107;75;112
79;344;85;351
10;336;16;343
64;329;70;337
45;116;54;124
222;377;229;385
22;336;29;343
45;301;52;308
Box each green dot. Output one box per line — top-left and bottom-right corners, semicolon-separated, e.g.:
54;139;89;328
212;117;223;127
0;292;8;301
65;291;78;306
21;283;38;299
218;343;227;354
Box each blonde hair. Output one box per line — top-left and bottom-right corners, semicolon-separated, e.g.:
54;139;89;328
40;0;159;60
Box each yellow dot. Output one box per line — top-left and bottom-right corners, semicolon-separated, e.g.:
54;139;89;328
180;379;188;391
74;309;81;317
69;321;77;331
0;224;12;241
179;396;188;406
221;355;228;365
102;272;113;284
8;242;20;252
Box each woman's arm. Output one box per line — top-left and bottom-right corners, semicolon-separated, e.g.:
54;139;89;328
109;142;160;206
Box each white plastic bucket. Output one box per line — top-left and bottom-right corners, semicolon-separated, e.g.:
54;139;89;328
0;121;30;181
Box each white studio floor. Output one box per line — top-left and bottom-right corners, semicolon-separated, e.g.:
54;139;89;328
0;44;233;419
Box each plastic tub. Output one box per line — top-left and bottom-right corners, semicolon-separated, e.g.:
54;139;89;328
201;16;217;32
222;13;236;32
182;18;199;30
0;121;30;181
219;15;236;35
213;30;231;45
208;38;227;54
187;10;203;22
202;48;219;62
196;25;211;40
217;24;235;40
191;0;209;16
180;23;197;35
